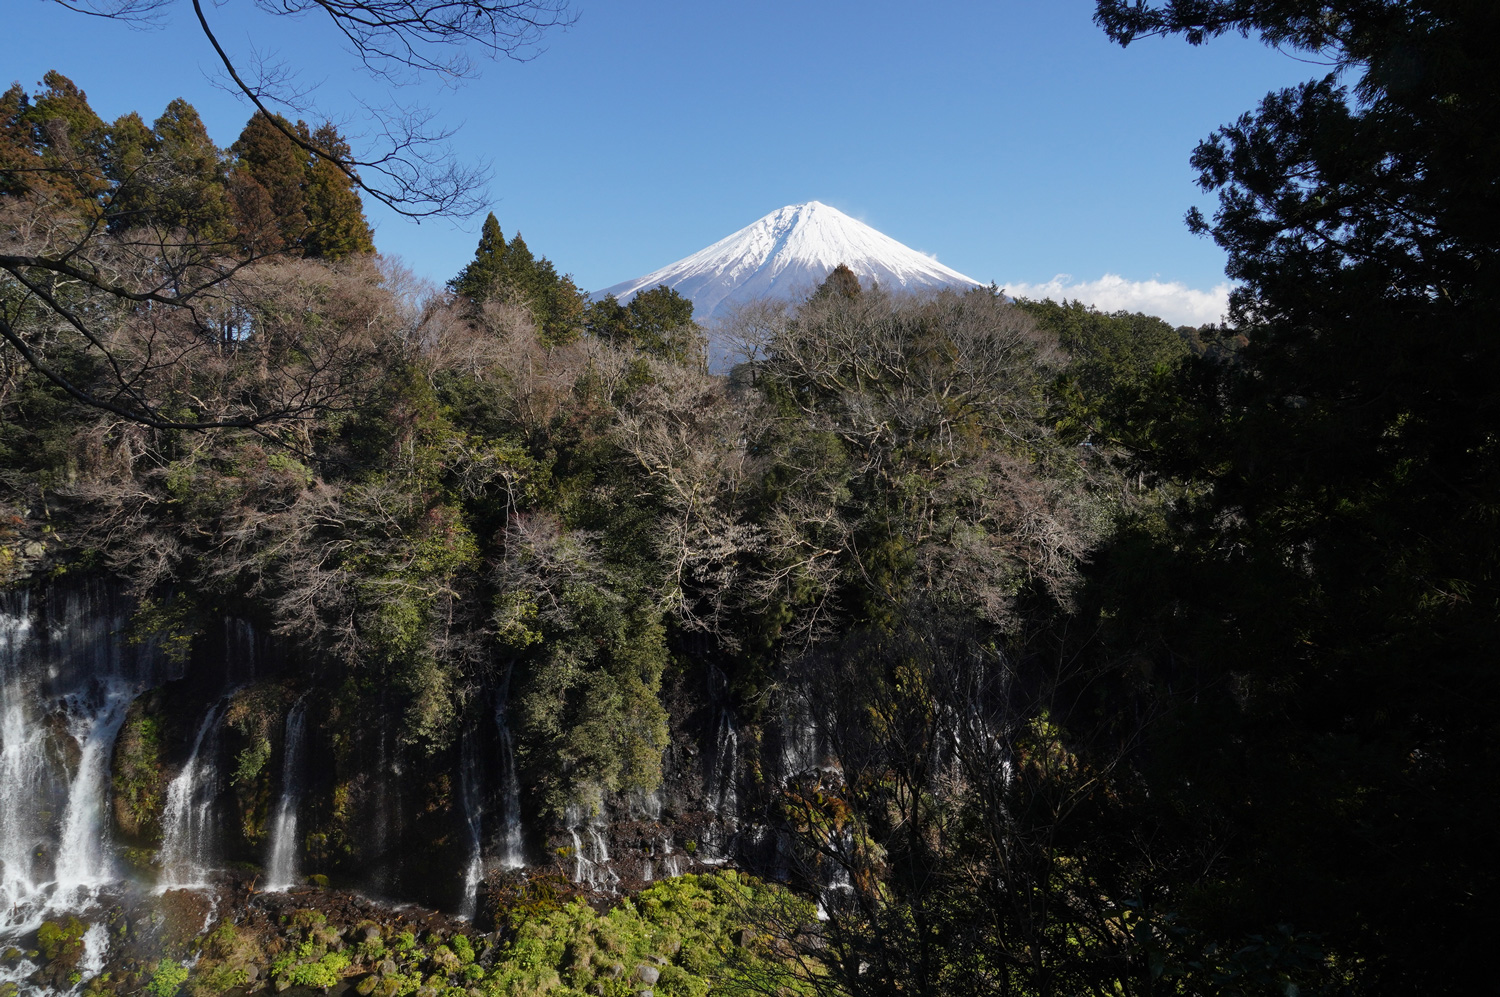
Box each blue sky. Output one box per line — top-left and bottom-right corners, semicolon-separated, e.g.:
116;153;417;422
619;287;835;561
11;1;1321;323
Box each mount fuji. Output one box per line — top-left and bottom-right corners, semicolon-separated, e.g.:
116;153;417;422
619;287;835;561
595;202;984;321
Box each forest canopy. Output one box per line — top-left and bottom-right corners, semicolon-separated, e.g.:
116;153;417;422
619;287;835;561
3;0;1497;992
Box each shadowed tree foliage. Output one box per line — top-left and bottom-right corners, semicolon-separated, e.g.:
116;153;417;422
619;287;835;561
1079;2;1500;993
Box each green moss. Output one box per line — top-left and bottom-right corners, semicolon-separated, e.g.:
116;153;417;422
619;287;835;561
480;872;816;997
186;964;247;996
145;959;189;997
276;950;350;991
112;711;164;840
36;917;86;963
291;909;328;930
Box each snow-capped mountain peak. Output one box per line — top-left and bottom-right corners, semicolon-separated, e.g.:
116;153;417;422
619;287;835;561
596;201;982;320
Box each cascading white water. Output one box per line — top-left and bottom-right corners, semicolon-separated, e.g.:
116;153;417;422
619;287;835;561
77;922;110;980
815;830;857;920
52;680;133;895
263;694;309;892
661;837;684;879
2;584;169;954
699;708;740;863
458;727;484;919
568;827;587;883
494;700;525;870
158;700;229;889
563;806;619;892
0;594;47;926
706;709;739;819
778;687;838;783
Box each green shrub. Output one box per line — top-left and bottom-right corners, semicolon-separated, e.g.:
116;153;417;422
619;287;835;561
277;951;350;991
145;960;189;997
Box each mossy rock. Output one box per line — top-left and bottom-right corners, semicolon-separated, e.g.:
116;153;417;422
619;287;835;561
36;916;86;964
112;706;166;841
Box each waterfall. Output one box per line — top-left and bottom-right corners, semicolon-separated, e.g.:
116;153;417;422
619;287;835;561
0;594;48;927
778;687;836;783
815;830;856;920
263;694;309;892
564;806;619;892
699;708;739;863
158;700;229;889
2;583;166;942
458;727;483;919
494;697;525;870
706;708;739;819
78;921;110;980
52;679;134;894
660;837;683;879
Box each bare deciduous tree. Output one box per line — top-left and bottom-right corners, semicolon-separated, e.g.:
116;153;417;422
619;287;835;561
3;0;574;430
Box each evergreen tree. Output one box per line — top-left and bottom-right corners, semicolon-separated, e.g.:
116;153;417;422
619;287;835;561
584;285;702;366
449;216;585;345
150;99;233;241
230;111;308;252
1089;2;1500;991
583;292;630;346
228;113;373;258
105;99;233;241
813;262;862;301
449;212;506;300
303;122;374;260
0;84;30;197
1;72;109;211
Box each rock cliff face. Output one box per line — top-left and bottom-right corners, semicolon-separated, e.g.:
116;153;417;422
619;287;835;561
0;576;839;991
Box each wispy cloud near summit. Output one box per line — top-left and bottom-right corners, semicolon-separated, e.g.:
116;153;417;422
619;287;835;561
1003;274;1231;327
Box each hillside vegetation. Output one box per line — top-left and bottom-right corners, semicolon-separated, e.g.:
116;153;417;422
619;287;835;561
5;0;1499;991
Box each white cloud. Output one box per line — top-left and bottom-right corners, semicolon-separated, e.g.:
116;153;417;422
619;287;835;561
1002;273;1232;327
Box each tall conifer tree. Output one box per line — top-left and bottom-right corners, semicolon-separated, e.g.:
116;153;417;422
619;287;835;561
303;122;374;260
231;111;308;252
450;212;506;300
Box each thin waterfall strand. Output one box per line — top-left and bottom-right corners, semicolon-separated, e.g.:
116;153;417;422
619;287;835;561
264;694;310;892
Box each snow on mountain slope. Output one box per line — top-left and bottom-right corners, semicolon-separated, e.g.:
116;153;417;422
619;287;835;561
596;202;983;321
